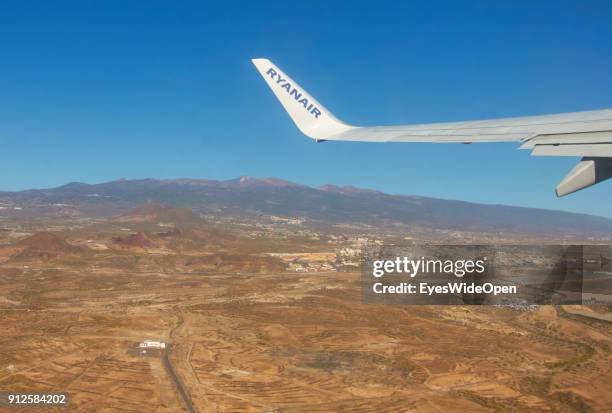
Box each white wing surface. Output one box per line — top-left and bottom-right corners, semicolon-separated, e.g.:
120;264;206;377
252;58;612;196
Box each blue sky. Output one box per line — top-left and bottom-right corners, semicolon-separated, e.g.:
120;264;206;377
1;1;611;217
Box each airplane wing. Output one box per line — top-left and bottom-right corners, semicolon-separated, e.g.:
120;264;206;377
252;58;612;197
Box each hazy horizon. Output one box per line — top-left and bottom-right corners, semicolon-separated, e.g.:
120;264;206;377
3;174;612;220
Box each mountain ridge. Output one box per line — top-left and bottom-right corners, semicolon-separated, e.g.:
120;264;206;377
0;177;610;236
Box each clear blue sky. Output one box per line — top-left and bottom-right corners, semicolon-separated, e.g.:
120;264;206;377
1;1;611;218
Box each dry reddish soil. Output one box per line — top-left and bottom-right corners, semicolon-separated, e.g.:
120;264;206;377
0;218;610;412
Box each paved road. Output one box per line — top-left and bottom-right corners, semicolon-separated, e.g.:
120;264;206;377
164;309;197;413
163;346;197;413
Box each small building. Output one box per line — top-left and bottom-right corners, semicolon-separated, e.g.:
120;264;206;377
139;340;166;349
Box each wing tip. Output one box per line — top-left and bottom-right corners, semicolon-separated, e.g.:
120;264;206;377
251;57;269;65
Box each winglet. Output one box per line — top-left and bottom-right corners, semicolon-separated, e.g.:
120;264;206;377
251;58;354;141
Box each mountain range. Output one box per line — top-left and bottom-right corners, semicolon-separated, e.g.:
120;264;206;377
1;177;611;236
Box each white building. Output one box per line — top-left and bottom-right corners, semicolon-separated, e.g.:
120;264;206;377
139;340;166;349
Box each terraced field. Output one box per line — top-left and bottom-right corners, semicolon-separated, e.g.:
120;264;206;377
0;223;610;412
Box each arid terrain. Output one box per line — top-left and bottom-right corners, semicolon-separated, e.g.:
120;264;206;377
0;193;611;412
